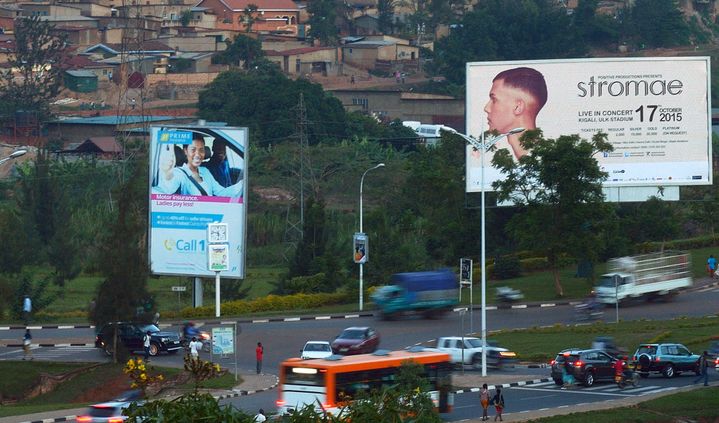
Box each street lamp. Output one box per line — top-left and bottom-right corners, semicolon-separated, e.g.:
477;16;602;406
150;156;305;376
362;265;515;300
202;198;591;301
0;149;27;166
452;127;524;377
358;163;385;311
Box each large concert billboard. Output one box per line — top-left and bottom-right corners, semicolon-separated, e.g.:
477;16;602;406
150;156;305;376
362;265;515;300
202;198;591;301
466;57;712;192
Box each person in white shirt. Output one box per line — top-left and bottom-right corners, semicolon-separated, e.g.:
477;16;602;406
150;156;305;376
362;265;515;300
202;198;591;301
253;408;266;422
143;331;151;361
189;337;202;360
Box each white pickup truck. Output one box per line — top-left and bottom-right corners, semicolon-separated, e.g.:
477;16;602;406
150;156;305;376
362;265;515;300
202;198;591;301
431;336;517;369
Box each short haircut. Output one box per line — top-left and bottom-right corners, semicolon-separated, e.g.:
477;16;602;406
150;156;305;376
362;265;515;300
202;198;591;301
493;67;547;112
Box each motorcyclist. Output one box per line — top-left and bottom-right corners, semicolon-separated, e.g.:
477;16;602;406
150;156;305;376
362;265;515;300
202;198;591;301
614;356;633;382
182;322;199;340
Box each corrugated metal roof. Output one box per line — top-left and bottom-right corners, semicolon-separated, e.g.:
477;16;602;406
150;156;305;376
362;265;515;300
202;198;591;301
65;70;97;78
51;115;180;125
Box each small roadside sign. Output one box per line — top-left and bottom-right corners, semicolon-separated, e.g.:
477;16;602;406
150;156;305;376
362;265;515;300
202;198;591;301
171;286;187;292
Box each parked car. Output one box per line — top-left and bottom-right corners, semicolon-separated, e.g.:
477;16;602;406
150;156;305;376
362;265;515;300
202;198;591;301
331;327;380;355
95;322;182;357
711;341;719;369
300;341;333;359
76;400;134;422
550;348;616;387
632;343;700;378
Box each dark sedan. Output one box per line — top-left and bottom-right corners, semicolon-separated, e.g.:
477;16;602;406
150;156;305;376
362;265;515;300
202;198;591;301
331;326;380;355
550;348;617;387
95;322;182;357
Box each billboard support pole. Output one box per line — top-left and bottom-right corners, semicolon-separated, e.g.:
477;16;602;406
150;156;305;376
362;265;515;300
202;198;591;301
215;271;220;317
193;277;203;308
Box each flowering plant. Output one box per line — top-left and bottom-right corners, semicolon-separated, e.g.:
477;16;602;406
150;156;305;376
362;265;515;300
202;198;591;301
123;357;164;396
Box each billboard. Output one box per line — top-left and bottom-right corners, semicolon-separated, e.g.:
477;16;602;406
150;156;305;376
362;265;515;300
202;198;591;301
149;125;248;278
466;57;712;192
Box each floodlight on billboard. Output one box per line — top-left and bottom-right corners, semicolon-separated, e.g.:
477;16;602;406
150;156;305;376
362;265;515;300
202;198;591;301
148;125;248;278
465;57;712;192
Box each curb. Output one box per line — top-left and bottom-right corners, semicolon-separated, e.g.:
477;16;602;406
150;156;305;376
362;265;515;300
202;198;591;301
17;416;77;423
214;375;280;400
2;343;94;348
453;378;553;394
4;280;716;332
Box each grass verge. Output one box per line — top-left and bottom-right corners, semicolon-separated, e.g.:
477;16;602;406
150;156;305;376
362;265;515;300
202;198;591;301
486;315;719;363
528;387;719;422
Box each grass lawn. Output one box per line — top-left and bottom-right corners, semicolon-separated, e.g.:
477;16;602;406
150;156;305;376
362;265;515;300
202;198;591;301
16;245;719;324
530;387;719;422
486;315;719;362
0;361;237;418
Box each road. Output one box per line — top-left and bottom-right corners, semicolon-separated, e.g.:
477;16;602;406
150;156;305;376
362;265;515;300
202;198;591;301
2;282;718;421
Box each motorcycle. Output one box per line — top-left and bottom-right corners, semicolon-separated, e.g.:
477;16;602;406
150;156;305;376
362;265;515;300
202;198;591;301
615;371;640;389
496;287;524;305
180;328;212;353
574;303;604;322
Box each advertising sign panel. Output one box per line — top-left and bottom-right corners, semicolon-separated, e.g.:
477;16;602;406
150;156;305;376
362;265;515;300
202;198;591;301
465;57;712;192
149;126;248;278
353;232;368;264
211;327;234;355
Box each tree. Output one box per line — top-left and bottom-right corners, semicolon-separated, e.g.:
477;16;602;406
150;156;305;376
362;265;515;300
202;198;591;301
180;9;193;27
307;0;338;45
0;15;66;122
240;4;259;33
91;157;153;362
630;0;690;48
213;35;264;69
377;0;397;34
198;68;348;147
572;0;620;47
492;130;613;297
432;0;585;84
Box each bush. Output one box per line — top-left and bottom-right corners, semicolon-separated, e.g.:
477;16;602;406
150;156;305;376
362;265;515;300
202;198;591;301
492;255;521;280
180;292;350;318
636;235;719;253
284;273;326;294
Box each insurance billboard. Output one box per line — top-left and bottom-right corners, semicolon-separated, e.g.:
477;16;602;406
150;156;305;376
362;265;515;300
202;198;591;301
149;125;248;278
465;57;712;192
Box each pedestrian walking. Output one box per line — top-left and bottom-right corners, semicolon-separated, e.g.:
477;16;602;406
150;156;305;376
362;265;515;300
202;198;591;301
130;97;136;110
479;383;490;421
143;330;151;361
22;295;32;325
693;350;710;386
562;358;575;388
189;336;202;361
708;255;717;278
256;342;264;374
350;75;355;84
491;386;504;421
22;329;33;360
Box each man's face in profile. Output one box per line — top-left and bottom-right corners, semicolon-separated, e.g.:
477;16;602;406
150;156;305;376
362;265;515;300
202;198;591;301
484;79;523;133
213;142;227;162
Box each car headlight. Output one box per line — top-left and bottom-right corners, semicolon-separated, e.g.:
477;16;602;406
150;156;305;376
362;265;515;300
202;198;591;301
499;351;517;358
161;338;169;343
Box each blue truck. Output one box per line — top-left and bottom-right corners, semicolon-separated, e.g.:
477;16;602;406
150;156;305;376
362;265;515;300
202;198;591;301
371;269;459;319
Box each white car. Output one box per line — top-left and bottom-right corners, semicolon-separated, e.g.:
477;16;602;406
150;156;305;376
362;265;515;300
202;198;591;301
300;341;333;359
76;401;133;422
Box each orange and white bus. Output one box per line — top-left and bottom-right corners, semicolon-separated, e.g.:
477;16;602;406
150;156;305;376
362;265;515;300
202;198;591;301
276;348;453;415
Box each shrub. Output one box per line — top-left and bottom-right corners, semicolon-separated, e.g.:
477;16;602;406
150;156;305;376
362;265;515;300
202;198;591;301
180;292;350;318
492;255;521;280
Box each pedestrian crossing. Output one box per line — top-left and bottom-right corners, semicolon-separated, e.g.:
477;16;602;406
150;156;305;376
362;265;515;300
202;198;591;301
0;345;104;361
519;380;670;396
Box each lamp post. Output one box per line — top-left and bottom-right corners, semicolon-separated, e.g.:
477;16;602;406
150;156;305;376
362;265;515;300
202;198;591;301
358;163;385;311
452;127;524;376
0;149;27;166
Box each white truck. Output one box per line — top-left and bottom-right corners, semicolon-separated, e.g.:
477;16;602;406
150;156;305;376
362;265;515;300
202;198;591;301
431;336;517;369
594;250;692;305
